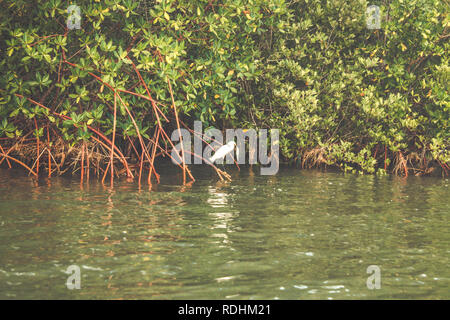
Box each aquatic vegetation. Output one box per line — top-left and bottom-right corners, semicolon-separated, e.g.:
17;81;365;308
0;0;448;184
252;0;449;176
0;0;282;184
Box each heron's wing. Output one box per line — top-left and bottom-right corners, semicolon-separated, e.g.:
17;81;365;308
211;145;231;162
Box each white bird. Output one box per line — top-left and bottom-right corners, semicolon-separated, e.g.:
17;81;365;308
209;141;237;163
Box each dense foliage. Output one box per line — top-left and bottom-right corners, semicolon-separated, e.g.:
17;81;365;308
0;0;448;181
252;0;449;175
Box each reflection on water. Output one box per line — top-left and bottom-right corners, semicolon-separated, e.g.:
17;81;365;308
207;185;239;251
0;165;448;299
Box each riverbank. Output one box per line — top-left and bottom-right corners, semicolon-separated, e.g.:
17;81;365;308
1;0;448;183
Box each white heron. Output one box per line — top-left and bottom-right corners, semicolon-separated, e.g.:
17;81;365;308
209;141;238;163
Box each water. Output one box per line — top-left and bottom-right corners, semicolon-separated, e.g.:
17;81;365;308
0;165;448;299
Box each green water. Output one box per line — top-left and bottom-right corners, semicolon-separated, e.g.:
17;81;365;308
0;166;448;299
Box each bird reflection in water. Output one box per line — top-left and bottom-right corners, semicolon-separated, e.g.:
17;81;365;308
206;184;237;248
